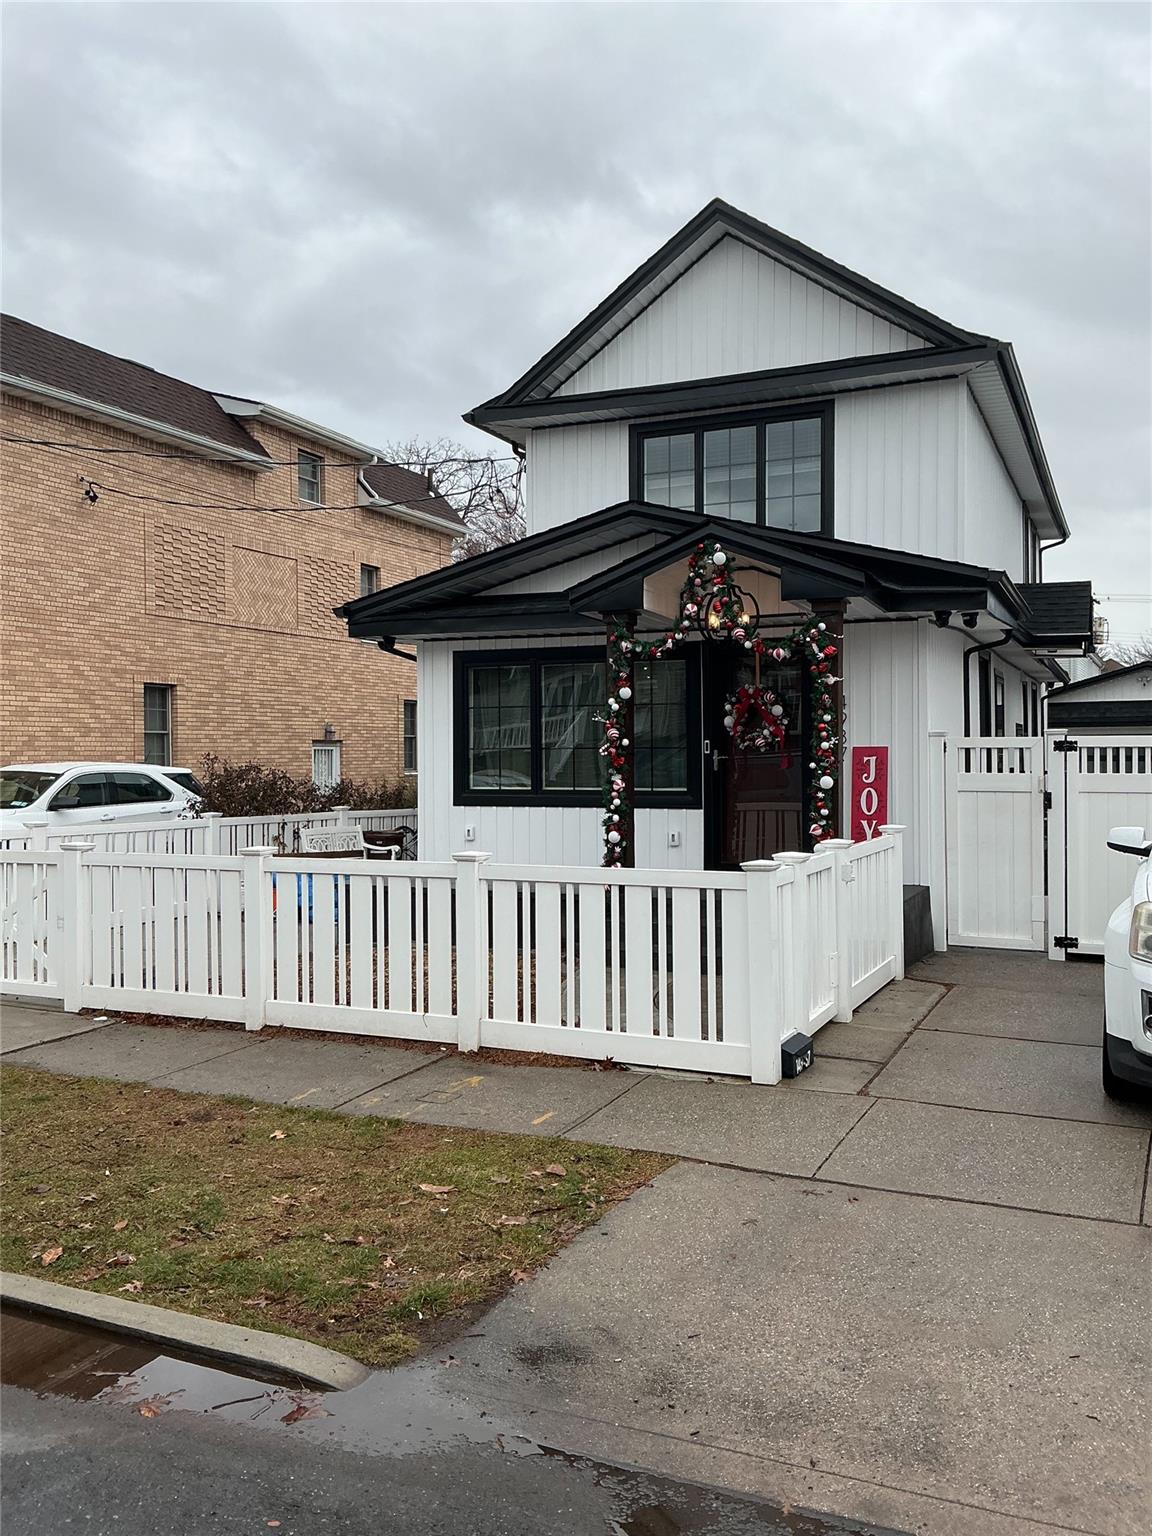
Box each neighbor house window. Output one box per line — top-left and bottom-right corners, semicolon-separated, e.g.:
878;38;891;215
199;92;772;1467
298;450;324;504
360;563;380;597
312;741;341;788
455;651;696;804
143;684;172;765
634;407;830;533
403;699;418;774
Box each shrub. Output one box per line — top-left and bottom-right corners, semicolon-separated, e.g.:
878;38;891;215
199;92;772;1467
193;754;416;819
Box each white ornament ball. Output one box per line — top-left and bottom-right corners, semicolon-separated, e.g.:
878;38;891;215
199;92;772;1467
621;739;630;747
817;622;826;631
820;808;829;818
723;714;734;730
611;814;619;823
771;703;784;717
819;775;834;790
680;620;690;630
713;550;727;565
618;686;632;701
809;762;817;769
607;830;621;845
611;797;620;808
822;714;832;722
609;699;619;712
744;640;753;650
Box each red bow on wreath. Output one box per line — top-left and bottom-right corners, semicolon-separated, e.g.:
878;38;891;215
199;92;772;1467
723;685;788;753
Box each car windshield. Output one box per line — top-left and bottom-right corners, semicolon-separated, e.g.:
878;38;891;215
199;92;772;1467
0;770;62;809
164;771;204;796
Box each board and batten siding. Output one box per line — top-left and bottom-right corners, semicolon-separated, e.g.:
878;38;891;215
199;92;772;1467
525;422;630;534
554;236;927;397
417;635;704;868
959;385;1026;578
491;535;663;596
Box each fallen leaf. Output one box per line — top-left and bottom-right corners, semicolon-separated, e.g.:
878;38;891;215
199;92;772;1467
489;1176;511;1185
118;1281;144;1294
511;1269;532;1283
113;1219;129;1232
106;1252;136;1267
417;1184;455;1195
270;1194;295;1206
269;1130;286;1141
40;1246;63;1266
544;1165;567;1177
135;1390;183;1417
497;1215;527;1227
396;1197;414;1207
27;1184;50;1195
280;1399;333;1424
78;1193;97;1204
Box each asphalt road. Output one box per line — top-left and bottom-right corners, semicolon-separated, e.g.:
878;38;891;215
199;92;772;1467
2;1382;898;1536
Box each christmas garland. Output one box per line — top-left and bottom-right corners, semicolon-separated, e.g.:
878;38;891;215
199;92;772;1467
723;685;787;752
599;539;842;866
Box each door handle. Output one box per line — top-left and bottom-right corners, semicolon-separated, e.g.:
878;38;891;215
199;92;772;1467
712;748;725;771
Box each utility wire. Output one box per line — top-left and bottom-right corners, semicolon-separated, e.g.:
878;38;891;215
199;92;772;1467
0;431;518;469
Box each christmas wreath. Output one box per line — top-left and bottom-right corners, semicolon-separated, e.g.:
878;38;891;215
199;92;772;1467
723;685;788;752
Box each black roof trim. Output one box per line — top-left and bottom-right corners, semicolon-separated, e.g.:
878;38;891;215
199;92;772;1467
1046;658;1152;698
1046;700;1152;727
1016;581;1093;639
466;345;994;430
475;199;987;411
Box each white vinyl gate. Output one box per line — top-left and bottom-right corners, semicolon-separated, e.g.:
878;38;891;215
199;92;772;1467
945;738;1046;950
1047;735;1152;958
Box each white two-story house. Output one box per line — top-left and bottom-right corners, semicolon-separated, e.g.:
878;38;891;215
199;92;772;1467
341;200;1092;922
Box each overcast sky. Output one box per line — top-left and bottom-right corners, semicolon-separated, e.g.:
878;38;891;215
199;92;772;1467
4;1;1149;645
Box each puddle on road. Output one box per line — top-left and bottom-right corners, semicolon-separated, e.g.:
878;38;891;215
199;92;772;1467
1;1307;899;1535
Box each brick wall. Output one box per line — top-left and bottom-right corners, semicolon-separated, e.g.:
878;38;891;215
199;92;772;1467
0;398;454;783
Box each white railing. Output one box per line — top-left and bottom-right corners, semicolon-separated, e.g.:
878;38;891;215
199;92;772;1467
1;828;905;1084
3;806;417;857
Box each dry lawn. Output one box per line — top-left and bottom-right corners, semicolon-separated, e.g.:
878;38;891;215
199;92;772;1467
0;1066;671;1366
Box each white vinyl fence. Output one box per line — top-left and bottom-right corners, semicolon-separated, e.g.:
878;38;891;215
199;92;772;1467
1048;735;1152;958
1;807;417;857
1;830;906;1084
945;739;1046;951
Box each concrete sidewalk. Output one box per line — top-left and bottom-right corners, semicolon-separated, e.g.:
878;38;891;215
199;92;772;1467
3;952;1150;1534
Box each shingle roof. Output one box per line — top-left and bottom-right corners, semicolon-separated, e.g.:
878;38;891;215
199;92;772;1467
360;462;464;528
1;314;269;457
1017;581;1094;639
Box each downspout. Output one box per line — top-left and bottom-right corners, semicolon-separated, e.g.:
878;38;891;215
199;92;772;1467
960;629;1014;736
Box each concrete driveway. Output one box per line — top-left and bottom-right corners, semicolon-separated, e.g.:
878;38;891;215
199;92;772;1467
2;951;1148;1535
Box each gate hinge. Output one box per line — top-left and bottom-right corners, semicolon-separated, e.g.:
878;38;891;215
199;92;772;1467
1052;739;1078;753
1043;790;1052;811
1053;934;1079;951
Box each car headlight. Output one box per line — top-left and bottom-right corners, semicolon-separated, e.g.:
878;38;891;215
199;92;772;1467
1130;903;1152;962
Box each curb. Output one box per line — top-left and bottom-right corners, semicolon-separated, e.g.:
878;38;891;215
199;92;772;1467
1;1272;370;1391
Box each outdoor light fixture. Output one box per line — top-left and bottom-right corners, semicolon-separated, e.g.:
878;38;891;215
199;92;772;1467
322;722;336;742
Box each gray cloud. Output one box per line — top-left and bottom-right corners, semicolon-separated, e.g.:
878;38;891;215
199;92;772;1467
3;1;1148;639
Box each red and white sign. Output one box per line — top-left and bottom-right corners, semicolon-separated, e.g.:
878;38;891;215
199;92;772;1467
850;747;889;842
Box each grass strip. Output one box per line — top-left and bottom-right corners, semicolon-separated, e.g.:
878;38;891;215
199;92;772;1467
1;1065;670;1367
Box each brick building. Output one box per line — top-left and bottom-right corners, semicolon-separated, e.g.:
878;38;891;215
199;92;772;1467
0;315;461;784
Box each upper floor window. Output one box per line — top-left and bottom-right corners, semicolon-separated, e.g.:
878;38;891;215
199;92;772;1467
143;684;172;765
360;563;381;597
298;450;324;504
636;407;830;534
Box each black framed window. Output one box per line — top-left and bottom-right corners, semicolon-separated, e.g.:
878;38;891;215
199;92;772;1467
993;672;1006;738
403;699;417;774
633;404;832;534
298;450;324;504
455;649;698;806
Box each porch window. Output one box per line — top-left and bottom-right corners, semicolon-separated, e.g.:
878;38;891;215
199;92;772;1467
455;650;697;805
633;406;831;533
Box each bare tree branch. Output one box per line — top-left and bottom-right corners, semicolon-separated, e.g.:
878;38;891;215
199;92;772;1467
383;436;525;559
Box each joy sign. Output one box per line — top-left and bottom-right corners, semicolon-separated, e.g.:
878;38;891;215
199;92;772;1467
850;747;889;842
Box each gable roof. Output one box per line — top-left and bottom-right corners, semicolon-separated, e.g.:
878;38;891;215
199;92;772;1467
360;462;464;529
1;314;270;460
1045;656;1152;697
476;199;985;411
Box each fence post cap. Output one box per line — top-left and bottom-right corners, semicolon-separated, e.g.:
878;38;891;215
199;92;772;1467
330;804;350;812
821;838;855;850
200;810;223;820
240;844;279;856
739;859;780;872
879;823;907;834
451;851;492;863
57;837;96;851
773;851;812;864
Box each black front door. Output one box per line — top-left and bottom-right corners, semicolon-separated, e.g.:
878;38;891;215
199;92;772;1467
703;644;805;868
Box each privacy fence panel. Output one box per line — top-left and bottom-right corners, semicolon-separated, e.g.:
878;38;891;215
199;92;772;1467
945;739;1046;951
1048;736;1152;958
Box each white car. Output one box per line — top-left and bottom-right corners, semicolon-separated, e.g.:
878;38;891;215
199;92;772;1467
1103;824;1152;1098
0;762;204;838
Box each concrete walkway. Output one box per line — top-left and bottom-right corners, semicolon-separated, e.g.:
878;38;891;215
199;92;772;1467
2;952;1149;1535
